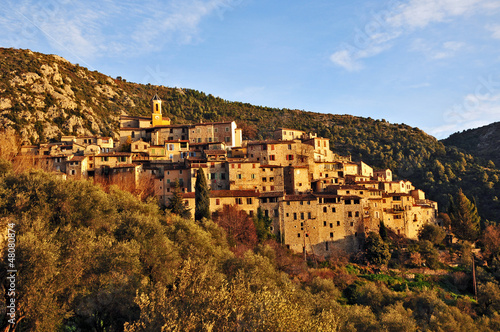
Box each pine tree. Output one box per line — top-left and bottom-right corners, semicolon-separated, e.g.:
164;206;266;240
195;167;210;221
449;189;481;241
167;179;190;219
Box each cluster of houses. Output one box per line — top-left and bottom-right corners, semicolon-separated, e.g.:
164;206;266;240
18;95;439;255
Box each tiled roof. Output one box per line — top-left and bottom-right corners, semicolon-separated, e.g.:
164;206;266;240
284;194;316;201
181;190;259;199
98;152;132;157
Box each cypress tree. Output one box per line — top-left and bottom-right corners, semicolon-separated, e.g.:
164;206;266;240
195;167;210;221
449;189;481;241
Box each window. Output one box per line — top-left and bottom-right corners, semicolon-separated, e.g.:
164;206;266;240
355;211;360;217
348;211;352;217
298;233;301;238
216;199;220;205
247;198;253;204
237;174;242;179
337;221;340;226
225;127;230;132
262;177;267;182
269;177;274;182
330;223;333;228
323;207;327;213
251;174;256;179
300;212;304;220
350;222;354;227
274;209;279;217
332;208;336;213
269;155;275;161
330;232;333;238
293;213;297;220
235;198;242;205
288;144;292;150
308;212;311;219
323;221;327;226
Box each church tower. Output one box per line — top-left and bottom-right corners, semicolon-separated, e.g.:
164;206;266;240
151;94;163;127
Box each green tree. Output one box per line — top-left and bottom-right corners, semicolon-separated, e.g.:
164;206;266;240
254;207;273;241
418;223;445;245
194;167;210;221
364;232;390;266
448;189;481;241
167;179;191;219
379;221;388;241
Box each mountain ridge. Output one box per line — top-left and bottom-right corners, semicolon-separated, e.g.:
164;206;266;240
441;122;500;167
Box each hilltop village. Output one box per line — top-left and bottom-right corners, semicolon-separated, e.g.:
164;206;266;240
18;95;439;256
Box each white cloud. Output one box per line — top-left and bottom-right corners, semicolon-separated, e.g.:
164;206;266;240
0;0;242;60
329;49;362;71
430;90;500;138
411;39;465;59
486;24;500;39
331;0;493;70
388;0;484;29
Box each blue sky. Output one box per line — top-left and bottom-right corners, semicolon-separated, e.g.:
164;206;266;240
1;0;500;139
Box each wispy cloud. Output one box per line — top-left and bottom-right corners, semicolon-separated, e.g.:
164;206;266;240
411;39;466;59
387;0;485;28
486;24;500;39
330;0;496;71
430;76;500;138
0;0;242;61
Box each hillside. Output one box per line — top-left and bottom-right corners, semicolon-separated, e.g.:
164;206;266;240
2;171;500;331
442;122;500;168
0;47;499;222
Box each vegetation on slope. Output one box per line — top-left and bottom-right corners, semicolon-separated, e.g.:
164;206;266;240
1;169;500;331
442;122;500;167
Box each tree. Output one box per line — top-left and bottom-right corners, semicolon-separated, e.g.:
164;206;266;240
213;205;258;248
480;224;500;262
364;232;390;266
194;167;210;221
448;189;481;241
418;223;445;245
254;208;273;241
379;221;388;241
167;179;191;219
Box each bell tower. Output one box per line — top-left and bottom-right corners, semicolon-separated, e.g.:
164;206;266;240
151;94;162;127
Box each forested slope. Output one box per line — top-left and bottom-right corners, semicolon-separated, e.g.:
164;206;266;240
1;170;500;331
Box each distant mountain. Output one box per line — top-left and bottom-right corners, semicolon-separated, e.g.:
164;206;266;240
442;122;500;168
1;47;499;222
